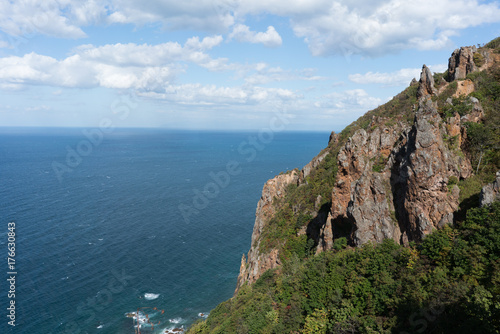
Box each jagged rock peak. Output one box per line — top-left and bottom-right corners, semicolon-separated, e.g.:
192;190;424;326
447;46;477;81
329;131;339;145
416;64;437;99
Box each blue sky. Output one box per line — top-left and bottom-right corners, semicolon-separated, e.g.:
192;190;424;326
0;0;500;131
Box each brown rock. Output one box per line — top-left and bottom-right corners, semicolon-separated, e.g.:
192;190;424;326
329;131;339;145
235;171;298;292
453;79;475;97
392;99;472;241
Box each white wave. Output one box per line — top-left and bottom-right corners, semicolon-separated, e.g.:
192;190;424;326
125;311;151;328
144;293;160;300
169;317;183;324
163;326;184;334
198;312;209;318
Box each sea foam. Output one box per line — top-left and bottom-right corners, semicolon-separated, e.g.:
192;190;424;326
144;293;160;300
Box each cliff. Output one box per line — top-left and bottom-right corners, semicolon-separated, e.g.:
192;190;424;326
187;37;500;334
235;41;500;292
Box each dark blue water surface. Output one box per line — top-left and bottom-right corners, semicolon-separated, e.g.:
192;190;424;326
0;127;329;334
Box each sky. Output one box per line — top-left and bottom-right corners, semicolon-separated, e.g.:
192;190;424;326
0;0;500;132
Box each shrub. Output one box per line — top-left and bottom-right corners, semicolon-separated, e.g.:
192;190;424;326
448;175;459;191
473;53;485;67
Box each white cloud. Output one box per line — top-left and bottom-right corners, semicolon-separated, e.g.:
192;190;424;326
1;1;498;57
140;84;299;105
244;66;327;85
0;0;88;38
315;89;383;113
0;34;302;107
0;0;235;39
349;64;448;86
229;24;282;47
0;36;227;91
236;0;500;56
107;0;235;31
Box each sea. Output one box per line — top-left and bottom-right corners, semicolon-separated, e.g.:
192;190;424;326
0;127;329;334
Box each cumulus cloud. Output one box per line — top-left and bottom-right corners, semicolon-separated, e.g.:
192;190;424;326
0;36;226;91
0;0;235;39
229;24;282;47
349;64;448;86
236;0;500;56
0;0;89;38
2;1;499;56
0;34;302;106
106;0;235;31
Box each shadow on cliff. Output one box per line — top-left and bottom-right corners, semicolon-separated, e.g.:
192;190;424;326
389;122;420;244
306;201;356;248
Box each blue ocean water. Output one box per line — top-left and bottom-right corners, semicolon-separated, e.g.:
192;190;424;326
0;127;329;334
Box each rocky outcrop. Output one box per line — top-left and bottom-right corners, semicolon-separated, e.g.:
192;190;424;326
329;131;339;146
480;171;500;207
417;65;437;99
390;99;472;242
318;66;478;248
236;42;496;292
235;170;298;292
316;123;405;250
448;46;478;81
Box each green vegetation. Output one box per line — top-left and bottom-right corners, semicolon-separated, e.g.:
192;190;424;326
259;150;337;259
485;36;500;52
187;37;500;334
188;203;500;334
439;96;474;119
466;67;500;176
473;52;485;67
433;70;448;88
447;175;458;191
371;155;387;173
435;80;457;107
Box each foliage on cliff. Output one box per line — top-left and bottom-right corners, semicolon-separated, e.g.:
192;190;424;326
188;202;500;334
188;38;500;334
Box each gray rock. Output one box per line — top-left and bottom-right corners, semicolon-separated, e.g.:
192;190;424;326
480;171;500;207
417;64;437;99
448;46;477;81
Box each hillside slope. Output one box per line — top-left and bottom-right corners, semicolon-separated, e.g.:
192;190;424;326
188;37;500;334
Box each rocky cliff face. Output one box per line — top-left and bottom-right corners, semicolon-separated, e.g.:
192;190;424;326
236;44;496;291
389;98;472;243
235;170;298;291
